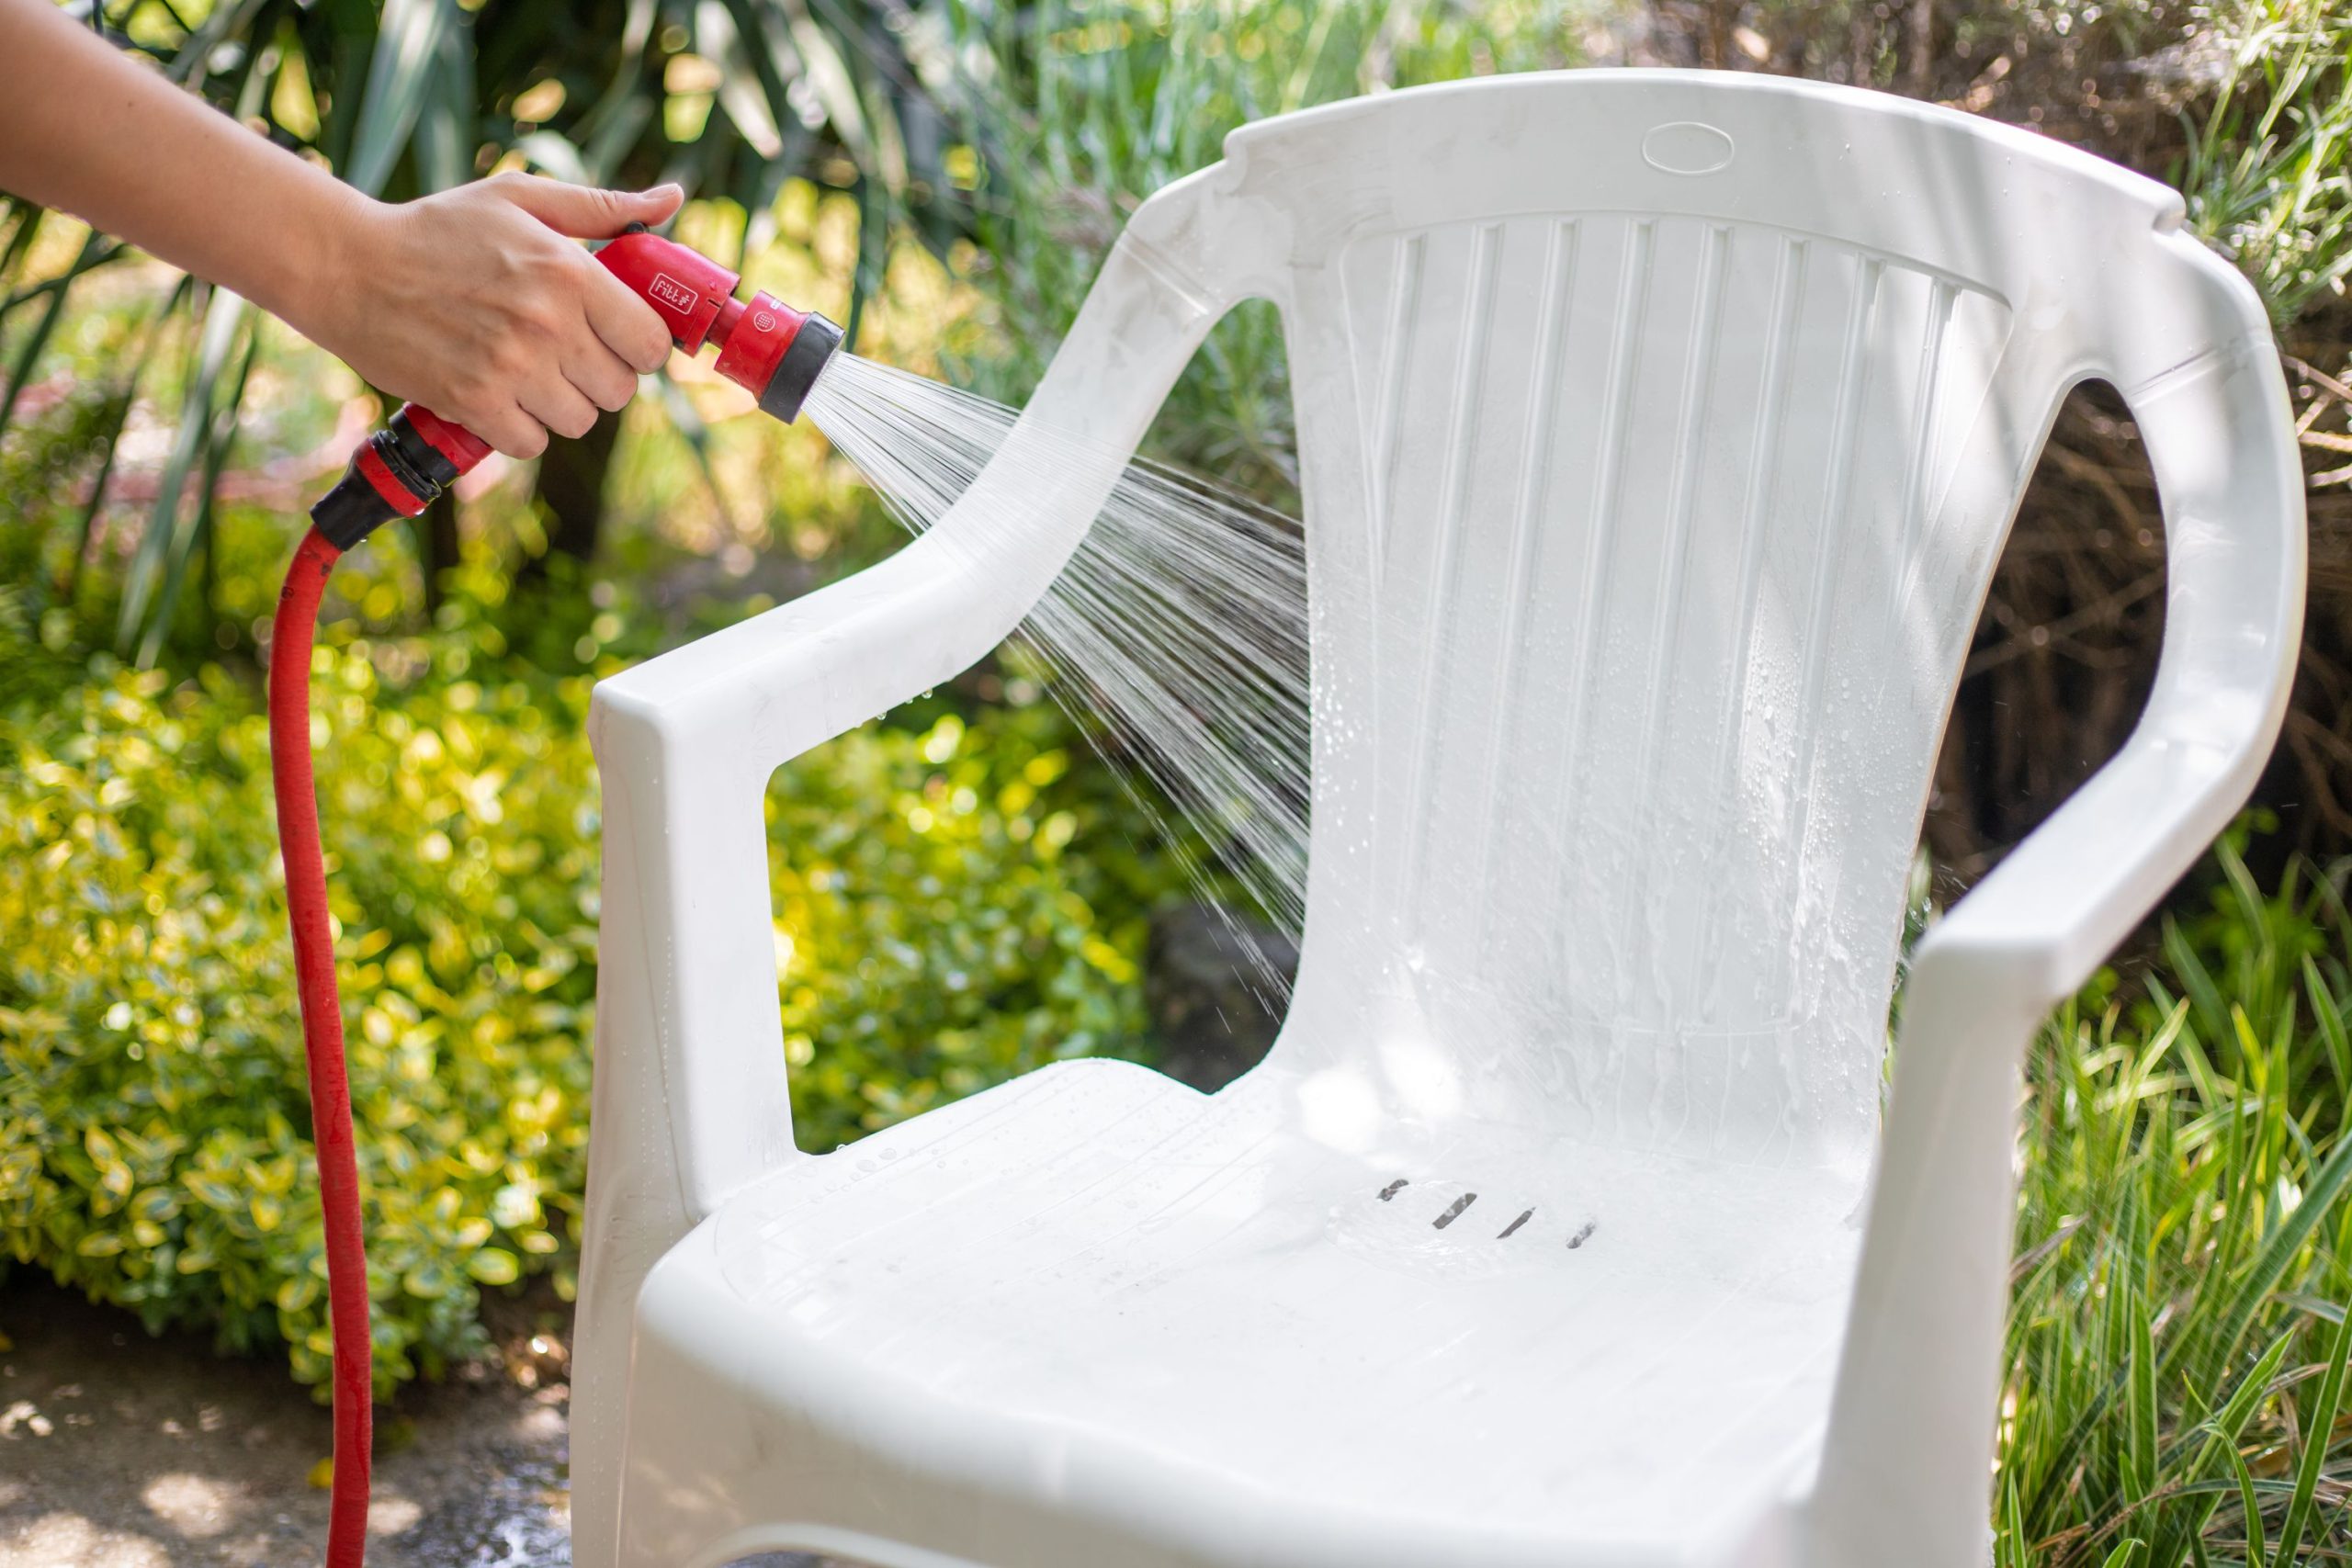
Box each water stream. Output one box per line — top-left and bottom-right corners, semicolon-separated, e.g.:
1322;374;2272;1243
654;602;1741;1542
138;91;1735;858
803;354;1313;991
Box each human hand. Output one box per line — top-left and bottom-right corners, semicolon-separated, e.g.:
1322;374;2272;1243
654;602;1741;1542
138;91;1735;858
291;175;685;459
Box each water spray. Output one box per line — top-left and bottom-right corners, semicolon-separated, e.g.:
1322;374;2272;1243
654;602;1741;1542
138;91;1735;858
269;225;839;1568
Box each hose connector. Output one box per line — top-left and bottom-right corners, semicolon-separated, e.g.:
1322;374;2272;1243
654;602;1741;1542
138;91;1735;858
311;405;491;548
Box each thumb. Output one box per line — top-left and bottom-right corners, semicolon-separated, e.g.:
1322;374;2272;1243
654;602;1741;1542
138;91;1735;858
496;176;684;239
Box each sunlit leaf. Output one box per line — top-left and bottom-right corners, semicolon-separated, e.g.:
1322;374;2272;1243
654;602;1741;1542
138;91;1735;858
345;0;461;197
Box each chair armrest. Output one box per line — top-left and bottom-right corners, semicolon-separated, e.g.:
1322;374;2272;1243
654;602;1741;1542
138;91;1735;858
569;164;1265;1568
1925;705;2275;997
586;159;1253;1204
1810;285;2304;1565
592;526;1051;800
1925;329;2305;1003
594;220;1245;791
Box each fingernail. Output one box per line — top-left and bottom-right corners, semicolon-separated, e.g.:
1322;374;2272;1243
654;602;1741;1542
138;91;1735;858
645;183;683;202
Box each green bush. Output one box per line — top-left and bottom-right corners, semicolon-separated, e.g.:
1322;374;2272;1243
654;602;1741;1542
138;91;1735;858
0;598;1174;1396
773;696;1166;1150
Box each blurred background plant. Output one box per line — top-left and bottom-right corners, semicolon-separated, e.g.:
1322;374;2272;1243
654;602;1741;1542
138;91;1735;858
6;0;2352;1560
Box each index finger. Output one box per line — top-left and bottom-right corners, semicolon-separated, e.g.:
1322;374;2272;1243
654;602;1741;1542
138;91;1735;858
581;254;674;375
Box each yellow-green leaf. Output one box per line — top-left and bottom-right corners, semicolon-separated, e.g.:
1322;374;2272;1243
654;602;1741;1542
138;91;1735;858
466;1247;519;1286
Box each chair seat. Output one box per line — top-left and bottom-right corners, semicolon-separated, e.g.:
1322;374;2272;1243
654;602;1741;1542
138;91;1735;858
626;1057;1868;1568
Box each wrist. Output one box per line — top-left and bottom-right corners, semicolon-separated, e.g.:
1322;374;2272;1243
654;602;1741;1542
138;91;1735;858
254;180;386;344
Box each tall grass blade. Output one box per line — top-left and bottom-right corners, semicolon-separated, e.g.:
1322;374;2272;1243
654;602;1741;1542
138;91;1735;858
135;318;257;669
2227;1437;2269;1567
409;14;476;195
581;96;654;186
779;0;871;163
2167;917;2234;1047
2273;1303;2352;1564
0;205;46;296
63;283;182;596
701;2;787;160
2188;1124;2352;1380
2172;1331;2295;1546
2308;955;2352;1100
114;288;248;654
2129;1285;2160;1502
515;130;592;186
162;0;266;87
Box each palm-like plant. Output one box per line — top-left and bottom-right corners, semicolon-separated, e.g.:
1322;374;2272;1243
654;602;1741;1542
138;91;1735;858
0;0;975;660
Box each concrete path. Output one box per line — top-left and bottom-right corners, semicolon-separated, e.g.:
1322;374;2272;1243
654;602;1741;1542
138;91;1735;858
0;1278;831;1567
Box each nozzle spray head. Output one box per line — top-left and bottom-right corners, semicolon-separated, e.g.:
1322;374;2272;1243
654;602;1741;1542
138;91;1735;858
597;225;842;422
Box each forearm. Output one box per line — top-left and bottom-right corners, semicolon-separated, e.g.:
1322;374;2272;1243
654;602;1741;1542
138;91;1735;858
0;0;682;458
0;0;364;325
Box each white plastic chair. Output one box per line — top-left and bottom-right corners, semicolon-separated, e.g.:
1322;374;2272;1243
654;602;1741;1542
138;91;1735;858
569;71;2304;1568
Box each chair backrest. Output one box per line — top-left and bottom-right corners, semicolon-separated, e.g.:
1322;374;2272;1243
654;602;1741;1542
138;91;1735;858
1104;72;2263;1169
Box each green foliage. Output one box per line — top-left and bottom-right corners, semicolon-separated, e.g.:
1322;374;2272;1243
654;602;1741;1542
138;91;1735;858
2180;0;2352;331
1998;840;2352;1563
773;697;1171;1149
0;627;599;1394
0;593;1176;1394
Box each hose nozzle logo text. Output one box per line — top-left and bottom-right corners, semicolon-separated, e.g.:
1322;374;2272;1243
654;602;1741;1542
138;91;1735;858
648;273;698;313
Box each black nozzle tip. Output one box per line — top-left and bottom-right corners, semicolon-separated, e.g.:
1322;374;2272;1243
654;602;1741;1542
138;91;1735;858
758;312;843;424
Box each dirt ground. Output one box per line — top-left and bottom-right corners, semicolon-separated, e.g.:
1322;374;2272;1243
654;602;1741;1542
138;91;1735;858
0;1276;827;1567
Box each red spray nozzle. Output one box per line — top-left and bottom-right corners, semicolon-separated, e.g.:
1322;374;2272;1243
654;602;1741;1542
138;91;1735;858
311;225;842;547
596;227;843;424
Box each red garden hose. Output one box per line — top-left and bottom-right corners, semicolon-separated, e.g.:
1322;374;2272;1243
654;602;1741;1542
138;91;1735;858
268;525;371;1568
269;230;840;1567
